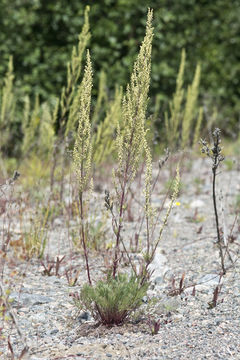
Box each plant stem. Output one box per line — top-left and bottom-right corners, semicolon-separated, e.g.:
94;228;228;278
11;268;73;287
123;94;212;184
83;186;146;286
79;190;92;285
112;183;126;278
60;144;67;201
50;140;58;192
112;133;133;278
212;159;226;275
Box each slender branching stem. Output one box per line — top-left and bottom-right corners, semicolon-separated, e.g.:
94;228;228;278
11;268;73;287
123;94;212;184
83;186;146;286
112;142;132;278
79;190;92;285
50;140;58;191
105;191;137;276
200;128;226;275
212;152;226;275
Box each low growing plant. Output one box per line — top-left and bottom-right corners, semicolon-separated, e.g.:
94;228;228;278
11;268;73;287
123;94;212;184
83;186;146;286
65;267;81;287
168;273;186;297
41;255;65;277
77;273;149;325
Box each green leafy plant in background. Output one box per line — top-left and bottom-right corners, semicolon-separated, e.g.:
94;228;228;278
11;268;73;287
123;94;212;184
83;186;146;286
38;102;56;159
91;70;108;127
21;95;40;157
21;95;55;160
1;0;239;135
164;49;202;150
85;213;110;251
23;205;49;259
0;56;15;175
92;86;122;165
50;6;90;197
181;61;201;148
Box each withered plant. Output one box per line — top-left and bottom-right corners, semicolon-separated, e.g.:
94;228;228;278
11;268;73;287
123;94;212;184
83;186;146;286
200;128;226;274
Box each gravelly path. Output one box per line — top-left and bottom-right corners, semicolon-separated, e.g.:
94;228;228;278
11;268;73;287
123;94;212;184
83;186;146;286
0;156;239;359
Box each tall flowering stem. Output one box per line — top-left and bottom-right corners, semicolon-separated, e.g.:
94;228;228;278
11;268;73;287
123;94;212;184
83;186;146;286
73;51;93;285
112;9;154;278
50;6;90;195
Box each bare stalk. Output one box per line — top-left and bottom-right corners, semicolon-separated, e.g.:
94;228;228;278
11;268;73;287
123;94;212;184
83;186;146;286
200;128;226;274
112;133;134;278
212;143;226;274
105;190;138;277
50;139;59;192
79;190;92;285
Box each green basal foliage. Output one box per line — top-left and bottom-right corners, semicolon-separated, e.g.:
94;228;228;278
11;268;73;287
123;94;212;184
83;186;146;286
77;273;149;325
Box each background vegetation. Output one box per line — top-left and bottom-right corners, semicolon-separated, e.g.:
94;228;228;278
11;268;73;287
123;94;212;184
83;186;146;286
0;0;239;141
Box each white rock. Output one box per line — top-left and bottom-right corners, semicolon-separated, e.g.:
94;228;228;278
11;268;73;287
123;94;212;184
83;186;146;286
53;217;63;226
190;199;205;208
148;249;169;284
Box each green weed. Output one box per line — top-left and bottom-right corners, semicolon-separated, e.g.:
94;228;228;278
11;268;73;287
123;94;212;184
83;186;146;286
76;273;149;325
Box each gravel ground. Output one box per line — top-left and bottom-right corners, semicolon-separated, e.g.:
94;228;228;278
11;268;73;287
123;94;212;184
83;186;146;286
0;156;239;359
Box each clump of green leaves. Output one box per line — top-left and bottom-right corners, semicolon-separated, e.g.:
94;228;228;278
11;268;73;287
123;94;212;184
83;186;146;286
77;273;149;325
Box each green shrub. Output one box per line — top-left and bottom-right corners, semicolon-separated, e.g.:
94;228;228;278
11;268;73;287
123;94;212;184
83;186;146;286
77;273;149;325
